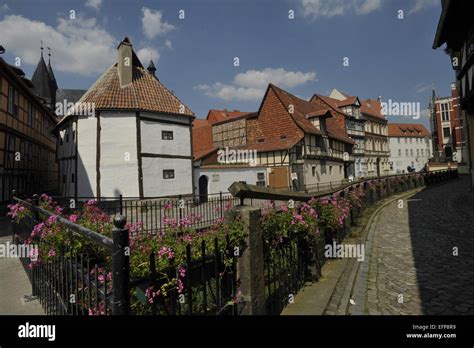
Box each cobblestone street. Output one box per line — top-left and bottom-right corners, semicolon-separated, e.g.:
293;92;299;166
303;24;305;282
354;177;474;315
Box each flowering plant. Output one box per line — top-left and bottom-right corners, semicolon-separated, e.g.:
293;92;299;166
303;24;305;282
8;194;246;315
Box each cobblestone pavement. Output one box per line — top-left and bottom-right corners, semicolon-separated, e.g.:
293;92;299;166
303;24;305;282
357;177;474;315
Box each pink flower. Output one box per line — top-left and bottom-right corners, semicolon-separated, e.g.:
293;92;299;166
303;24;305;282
68;214;78;223
178;266;186;278
86;199;97;206
176;279;184;293
47;249;56;257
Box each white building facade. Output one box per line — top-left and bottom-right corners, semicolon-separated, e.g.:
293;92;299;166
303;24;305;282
388;123;432;173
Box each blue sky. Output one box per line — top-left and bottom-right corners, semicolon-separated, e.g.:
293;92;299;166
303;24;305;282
0;0;453;128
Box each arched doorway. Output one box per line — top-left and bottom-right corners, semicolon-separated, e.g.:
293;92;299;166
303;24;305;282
198;175;209;204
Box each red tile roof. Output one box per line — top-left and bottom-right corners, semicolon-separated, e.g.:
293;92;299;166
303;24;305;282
388;123;431;137
326;115;355;144
238;136;302;152
269;84;323;136
360;99;385;120
58;38;193;127
207;109;253;125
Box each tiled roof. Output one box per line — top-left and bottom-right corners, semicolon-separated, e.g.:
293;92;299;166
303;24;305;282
388;123;431;137
239;136;302;152
269;84;323;136
194;147;217;161
326;115;355;144
207;109;254;125
71;64;194;116
57;38;193;126
360;99;385;120
312;95;353;117
337;96;358;107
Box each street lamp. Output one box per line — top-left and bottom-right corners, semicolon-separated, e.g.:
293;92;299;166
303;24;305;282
0;45;5;54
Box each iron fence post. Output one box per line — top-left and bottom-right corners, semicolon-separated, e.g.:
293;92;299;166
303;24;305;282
112;214;130;315
119;194;123;215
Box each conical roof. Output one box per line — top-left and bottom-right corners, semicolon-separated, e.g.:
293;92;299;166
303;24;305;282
60;37;194;121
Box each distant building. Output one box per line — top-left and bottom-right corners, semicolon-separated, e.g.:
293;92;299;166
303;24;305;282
54;37;195;198
311;89;390;178
429;83;468;167
192;84;355;196
388;123;432;173
0;55;58;202
433;0;474;188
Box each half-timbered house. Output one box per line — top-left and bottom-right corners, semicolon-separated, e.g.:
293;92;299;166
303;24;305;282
54;37;195;198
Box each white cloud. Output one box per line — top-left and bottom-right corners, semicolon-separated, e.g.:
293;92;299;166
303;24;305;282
141;7;175;40
408;0;439;14
165;39;173;50
85;0;102;11
194;68;316;102
1;4;10;11
301;0;381;19
355;0;381;15
136;46;160;66
0;15;116;76
233;68;316;89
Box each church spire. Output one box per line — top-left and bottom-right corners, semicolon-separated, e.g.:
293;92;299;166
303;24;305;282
31;42;57;111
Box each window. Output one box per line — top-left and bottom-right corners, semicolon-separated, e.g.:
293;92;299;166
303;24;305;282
27;103;35;127
441;102;449;121
256;172;266;186
312;166;316;177
443;127;451;138
162;130;174;140
398;149;401;156
339;166;343;175
416;149;419;156
329;166;333;175
163;169;175;179
410;149;414;156
71;173;75;183
321;160;327;174
7;85;19;116
404;138;407;143
397;138;400;144
405;149;409;156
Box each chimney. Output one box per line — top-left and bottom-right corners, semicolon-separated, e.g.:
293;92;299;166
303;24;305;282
117;37;133;88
